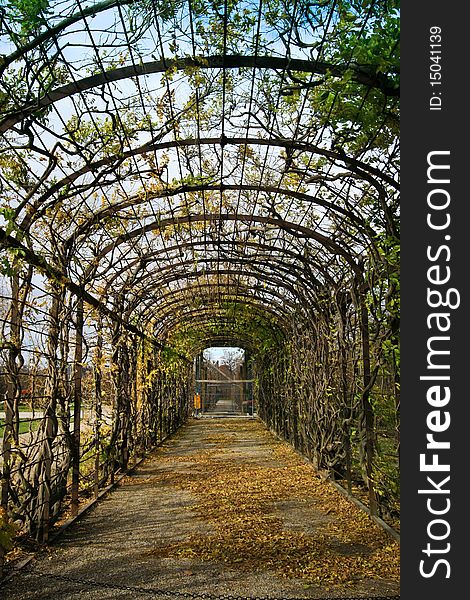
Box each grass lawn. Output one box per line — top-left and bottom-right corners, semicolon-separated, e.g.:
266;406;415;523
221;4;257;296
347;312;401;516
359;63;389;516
0;419;41;437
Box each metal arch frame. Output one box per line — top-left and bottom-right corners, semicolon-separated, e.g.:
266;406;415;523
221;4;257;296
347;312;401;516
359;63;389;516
105;263;322;322
0;36;396;336
85;237;339;325
16;137;398;231
93;241;323;326
65;183;379;253
150;298;292;336
130;283;299;318
82;213;361;276
0;2;398;355
117;270;308;332
0;219;350;345
114;258;318;306
54;212;360;336
155;309;287;348
0;55;399;134
94;238;334;292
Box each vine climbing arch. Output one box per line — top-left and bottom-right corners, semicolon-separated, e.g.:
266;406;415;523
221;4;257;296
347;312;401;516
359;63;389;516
0;0;400;549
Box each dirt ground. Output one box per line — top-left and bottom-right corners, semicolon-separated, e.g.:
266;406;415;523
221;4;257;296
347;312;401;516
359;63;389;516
0;418;400;599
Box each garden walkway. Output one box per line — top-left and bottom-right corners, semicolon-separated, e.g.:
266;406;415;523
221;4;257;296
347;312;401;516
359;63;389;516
0;419;400;599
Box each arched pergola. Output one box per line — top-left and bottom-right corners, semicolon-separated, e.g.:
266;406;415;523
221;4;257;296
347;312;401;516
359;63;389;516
0;0;399;548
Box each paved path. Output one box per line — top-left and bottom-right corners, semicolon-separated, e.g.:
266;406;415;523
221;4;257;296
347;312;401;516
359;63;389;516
0;412;44;420
0;419;400;599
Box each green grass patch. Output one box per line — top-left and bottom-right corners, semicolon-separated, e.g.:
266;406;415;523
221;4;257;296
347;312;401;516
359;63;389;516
0;419;41;437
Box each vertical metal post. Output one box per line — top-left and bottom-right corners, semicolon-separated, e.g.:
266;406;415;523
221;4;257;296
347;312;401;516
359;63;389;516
71;298;83;516
40;287;62;543
358;281;377;516
93;313;102;499
1;274;20;509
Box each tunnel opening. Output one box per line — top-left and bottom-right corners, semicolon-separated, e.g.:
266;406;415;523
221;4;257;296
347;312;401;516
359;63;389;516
193;347;254;417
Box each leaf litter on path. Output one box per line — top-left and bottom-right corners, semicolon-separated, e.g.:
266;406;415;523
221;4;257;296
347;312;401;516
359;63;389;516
144;419;399;590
